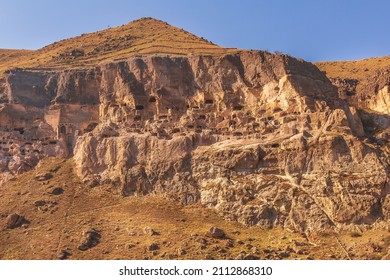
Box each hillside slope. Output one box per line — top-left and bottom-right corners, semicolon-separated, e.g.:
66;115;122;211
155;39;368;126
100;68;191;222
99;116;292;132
1;158;388;260
0;18;236;74
316;56;390;80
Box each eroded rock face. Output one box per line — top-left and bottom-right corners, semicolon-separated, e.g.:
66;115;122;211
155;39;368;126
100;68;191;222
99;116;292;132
1;51;389;232
329;67;390;114
70;51;389;233
4;69;100;107
0;70;100;183
74;127;389;232
329;68;390;141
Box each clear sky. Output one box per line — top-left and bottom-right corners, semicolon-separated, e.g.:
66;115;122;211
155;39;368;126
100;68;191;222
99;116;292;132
0;0;389;62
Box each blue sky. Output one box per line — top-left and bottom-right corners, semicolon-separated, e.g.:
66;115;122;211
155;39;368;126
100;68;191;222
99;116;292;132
0;0;389;62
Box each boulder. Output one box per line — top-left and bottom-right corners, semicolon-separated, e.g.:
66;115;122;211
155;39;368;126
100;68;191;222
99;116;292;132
78;229;101;251
206;227;226;239
6;213;28;229
35;173;53;181
143;227;159;236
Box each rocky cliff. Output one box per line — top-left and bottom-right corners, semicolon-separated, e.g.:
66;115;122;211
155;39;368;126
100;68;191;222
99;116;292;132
71;51;388;233
0;18;389;234
316;58;390;140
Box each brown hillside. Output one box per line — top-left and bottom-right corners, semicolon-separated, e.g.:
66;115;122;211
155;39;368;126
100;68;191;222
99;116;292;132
0;18;236;74
1;158;387;260
0;49;34;73
315;56;390;80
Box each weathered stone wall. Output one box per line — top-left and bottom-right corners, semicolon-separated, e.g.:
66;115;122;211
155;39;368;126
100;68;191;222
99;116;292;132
69;51;388;232
0;69;100;177
1;51;388;232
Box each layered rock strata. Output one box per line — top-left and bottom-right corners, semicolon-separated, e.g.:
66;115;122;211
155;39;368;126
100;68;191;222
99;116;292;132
68;51;388;232
1;47;389;232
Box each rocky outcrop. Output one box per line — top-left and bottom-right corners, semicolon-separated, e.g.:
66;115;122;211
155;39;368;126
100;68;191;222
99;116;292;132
5;213;29;229
0;69;100;183
328;68;390;156
3;68;100;107
0;36;388;233
326;65;390;114
74;127;389;232
371;85;390;114
78;229;101;251
69;51;389;233
331;75;390;115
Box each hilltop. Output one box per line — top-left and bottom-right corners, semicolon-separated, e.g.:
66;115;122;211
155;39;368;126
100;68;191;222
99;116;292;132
0;18;236;74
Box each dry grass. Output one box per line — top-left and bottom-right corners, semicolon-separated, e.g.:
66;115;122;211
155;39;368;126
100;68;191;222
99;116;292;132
0;49;35;74
0;157;388;260
315;56;390;80
0;18;237;75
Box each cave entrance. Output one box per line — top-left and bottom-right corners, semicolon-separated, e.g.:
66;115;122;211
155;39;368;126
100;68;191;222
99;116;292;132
84;122;98;133
60;125;66;134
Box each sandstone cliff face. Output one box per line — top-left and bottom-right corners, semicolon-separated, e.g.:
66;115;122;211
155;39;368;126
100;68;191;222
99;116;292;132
0;69;100;181
4;68;100;106
68;51;389;232
1;50;388;232
329;67;390;143
330;67;390;114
